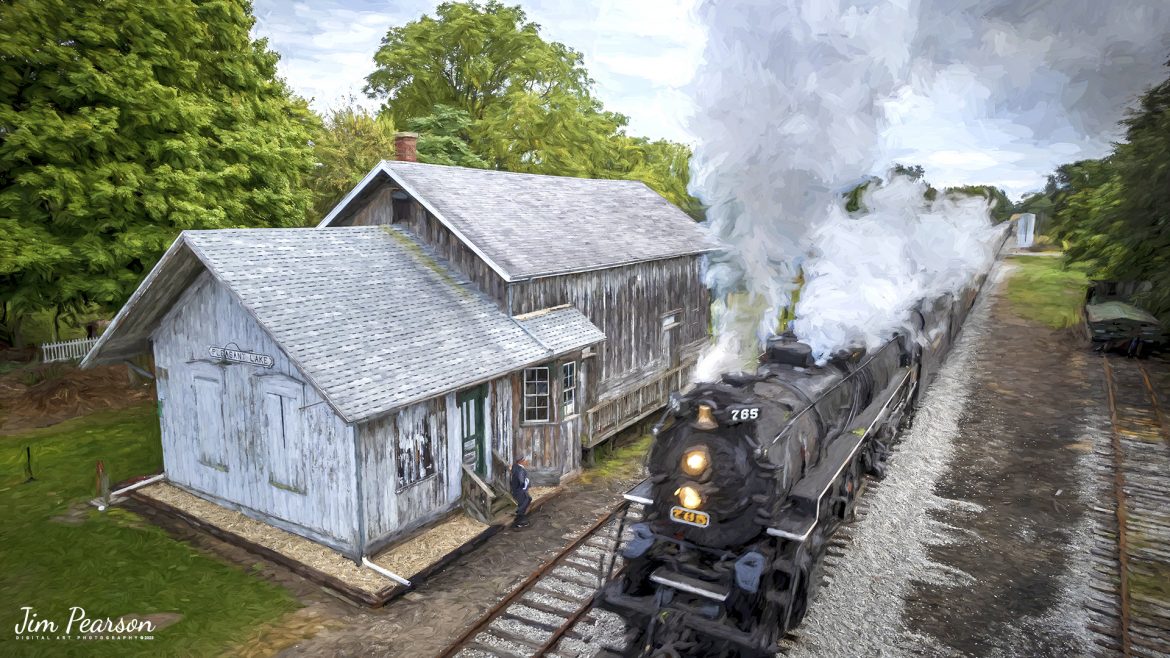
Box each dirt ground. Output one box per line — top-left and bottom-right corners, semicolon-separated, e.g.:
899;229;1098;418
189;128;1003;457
126;453;648;657
25;257;1164;657
0;362;155;433
279;468;646;657
898;268;1131;655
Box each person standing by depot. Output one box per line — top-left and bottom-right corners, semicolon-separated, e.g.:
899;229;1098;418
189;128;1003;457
511;454;531;529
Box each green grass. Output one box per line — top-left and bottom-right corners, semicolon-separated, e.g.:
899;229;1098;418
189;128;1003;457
1004;255;1090;329
581;435;651;483
0;403;298;657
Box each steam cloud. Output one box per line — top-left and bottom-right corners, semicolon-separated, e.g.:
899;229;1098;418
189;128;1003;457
688;0;1169;377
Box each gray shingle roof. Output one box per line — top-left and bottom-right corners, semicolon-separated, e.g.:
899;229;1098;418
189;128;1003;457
86;226;603;423
516;306;608;355
319;161;717;280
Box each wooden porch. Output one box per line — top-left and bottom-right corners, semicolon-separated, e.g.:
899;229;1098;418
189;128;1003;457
583;359;696;449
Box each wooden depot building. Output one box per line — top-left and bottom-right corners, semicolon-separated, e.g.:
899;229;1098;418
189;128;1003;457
84;139;715;560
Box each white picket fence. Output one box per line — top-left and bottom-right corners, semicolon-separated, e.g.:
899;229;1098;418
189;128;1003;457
41;337;100;363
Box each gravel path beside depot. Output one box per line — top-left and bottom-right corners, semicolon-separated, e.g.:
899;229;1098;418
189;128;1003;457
789;260;1103;657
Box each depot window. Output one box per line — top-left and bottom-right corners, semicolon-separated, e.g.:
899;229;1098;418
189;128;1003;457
523;366;551;423
561;362;577;417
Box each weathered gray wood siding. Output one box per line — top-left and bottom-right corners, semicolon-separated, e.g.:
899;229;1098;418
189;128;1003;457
151;272;358;553
358;374;512;551
334;183;508;310
509;257;710;391
488;377;514;465
513;351;585;483
336;184;394;227
358;397;449;549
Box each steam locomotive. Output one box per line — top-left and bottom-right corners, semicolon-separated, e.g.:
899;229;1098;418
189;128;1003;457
599;274;992;657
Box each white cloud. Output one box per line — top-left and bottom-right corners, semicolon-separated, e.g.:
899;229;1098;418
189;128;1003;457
251;0;706;137
251;0;1169;197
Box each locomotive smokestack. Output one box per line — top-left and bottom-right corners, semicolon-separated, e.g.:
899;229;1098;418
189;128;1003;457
764;335;815;368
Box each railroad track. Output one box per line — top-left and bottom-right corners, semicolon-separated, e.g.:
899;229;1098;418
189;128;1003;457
440;497;645;657
1086;355;1170;658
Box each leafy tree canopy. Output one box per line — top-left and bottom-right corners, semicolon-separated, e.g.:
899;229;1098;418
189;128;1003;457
366;1;591;127
943;184;1013;223
890;163;926;181
0;0;317;344
406;104;490;169
619;138;705;221
1036;59;1170;321
364;1;702;217
308;103;398;218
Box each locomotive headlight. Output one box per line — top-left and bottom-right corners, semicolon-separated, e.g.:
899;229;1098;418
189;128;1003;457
676;486;703;510
681;448;709;475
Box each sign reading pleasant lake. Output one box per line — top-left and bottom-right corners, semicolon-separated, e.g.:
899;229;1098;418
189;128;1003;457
209;346;274;368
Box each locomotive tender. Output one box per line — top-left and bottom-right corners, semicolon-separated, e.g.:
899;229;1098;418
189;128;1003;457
600;273;993;657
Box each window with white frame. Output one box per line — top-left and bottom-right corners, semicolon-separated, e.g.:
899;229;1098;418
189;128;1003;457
561;362;577;417
523;366;551;422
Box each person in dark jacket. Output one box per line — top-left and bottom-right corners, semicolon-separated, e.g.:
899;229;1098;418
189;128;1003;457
511;454;531;528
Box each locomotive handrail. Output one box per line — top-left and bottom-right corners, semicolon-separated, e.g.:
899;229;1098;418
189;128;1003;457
768;338;901;447
767;367;913;542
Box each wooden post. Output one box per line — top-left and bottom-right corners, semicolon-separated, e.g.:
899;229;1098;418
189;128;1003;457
23;446;34;482
96;460;110;509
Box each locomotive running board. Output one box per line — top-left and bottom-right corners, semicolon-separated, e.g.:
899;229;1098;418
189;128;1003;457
768;368;913;543
624;478;654;505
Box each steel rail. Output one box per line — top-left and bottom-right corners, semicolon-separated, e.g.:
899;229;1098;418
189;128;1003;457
1137;362;1169;445
439;499;632;658
1101;356;1133;658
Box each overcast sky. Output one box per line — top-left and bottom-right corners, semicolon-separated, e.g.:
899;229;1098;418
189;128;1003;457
252;1;1169;199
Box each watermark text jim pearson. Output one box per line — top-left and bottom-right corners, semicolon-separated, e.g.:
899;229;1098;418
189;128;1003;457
14;606;155;639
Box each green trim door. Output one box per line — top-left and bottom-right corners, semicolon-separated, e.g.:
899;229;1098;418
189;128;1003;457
457;384;488;476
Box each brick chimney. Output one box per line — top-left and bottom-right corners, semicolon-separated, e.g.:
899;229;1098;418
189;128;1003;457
393;132;419;162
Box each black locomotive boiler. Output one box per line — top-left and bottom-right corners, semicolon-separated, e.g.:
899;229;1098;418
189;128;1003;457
599;279;989;657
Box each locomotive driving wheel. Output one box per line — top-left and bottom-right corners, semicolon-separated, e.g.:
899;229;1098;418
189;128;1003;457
833;455;862;522
787;566;812;630
778;544;814;633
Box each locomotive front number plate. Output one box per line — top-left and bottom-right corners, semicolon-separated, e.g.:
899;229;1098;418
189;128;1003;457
670;506;710;528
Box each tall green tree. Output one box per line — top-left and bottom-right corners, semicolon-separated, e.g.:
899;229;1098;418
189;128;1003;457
364;1;703;220
365;1;625;177
0;0;317;345
943;184;1013;223
308;103;398;218
1045;60;1170;321
405;105;489;169
365;1;592;127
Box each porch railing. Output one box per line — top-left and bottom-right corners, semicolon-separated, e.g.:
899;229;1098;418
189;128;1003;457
41;337;100;363
583;362;692;448
461;464;512;524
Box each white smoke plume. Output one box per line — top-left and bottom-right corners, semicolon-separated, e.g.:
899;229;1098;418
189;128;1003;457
791;177;1001;359
689;0;1170;377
